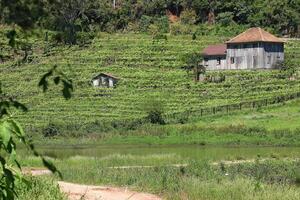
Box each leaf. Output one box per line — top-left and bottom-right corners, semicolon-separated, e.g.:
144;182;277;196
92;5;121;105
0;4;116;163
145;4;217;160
11;100;28;112
62;80;73;100
38;70;53;92
0;121;12;148
8;119;25;138
54;76;60;85
42;158;62;179
0;155;6;166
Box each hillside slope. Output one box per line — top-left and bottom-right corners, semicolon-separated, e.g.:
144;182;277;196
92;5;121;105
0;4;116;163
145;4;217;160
1;31;300;134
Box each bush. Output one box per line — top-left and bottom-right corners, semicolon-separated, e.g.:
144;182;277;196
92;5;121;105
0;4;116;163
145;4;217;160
295;169;300;185
43;123;60;137
170;23;196;35
195;23;248;37
180;9;197;25
139;15;152;32
205;73;226;83
216;12;235;26
76;31;96;46
154;16;169;33
276;56;297;79
143;99;165;125
125;22;140;32
148;24;160;36
51;31;95;46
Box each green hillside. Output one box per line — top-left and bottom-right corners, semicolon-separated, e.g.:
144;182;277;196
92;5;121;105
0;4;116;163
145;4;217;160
1;31;300;134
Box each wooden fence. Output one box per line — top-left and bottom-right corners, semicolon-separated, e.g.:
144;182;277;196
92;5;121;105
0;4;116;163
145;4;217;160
164;91;300;123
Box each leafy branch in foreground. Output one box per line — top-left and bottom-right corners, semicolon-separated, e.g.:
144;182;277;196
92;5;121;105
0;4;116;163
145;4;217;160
38;65;74;100
0;82;63;199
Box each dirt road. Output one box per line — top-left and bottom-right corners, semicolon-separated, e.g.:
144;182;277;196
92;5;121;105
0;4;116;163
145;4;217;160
26;168;161;200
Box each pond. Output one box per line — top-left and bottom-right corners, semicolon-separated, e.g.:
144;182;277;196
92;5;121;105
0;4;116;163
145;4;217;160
28;144;300;161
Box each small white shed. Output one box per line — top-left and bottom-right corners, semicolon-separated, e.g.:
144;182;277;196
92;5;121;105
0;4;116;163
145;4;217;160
91;73;119;88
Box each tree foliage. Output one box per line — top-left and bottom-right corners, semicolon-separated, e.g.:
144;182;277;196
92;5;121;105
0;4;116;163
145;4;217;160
0;0;299;36
0;82;63;199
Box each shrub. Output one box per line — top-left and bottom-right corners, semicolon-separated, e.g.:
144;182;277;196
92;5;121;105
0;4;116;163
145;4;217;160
195;23;248;37
76;31;96;46
216;12;235;26
43;123;60;137
125;22;140;32
170;23;195;35
180;9;197;25
148;24;160;36
295;169;300;185
52;31;95;46
143;99;165;125
139;15;152;32
276;55;297;79
155;16;170;33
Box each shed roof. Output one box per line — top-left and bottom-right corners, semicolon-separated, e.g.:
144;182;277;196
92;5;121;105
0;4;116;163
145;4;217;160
93;73;120;80
202;44;227;56
226;27;284;44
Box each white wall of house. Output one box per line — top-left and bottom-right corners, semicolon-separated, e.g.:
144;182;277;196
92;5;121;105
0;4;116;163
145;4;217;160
108;78;114;87
203;55;227;70
204;42;284;70
92;79;100;87
226;42;284;69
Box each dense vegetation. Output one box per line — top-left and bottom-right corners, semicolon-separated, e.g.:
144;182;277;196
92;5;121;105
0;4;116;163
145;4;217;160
1;0;299;36
0;26;300;136
1;1;300;200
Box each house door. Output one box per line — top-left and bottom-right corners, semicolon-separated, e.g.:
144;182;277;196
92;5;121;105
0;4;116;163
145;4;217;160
253;56;258;69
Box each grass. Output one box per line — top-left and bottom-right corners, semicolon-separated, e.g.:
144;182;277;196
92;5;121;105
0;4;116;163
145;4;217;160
28;99;300;146
1;27;300;199
19;154;300;200
0;28;300;136
17;176;65;200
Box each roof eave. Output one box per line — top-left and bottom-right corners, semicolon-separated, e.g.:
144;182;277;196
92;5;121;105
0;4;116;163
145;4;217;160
226;40;285;44
203;53;226;56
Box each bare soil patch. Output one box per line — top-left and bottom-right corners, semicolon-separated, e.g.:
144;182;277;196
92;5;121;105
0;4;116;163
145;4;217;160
24;168;162;200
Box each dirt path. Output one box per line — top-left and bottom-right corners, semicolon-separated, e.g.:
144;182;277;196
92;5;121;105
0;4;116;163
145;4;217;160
25;168;161;200
26;158;288;199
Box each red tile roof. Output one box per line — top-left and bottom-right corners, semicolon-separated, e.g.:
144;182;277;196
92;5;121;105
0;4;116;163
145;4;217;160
226;27;284;44
93;73;120;80
202;44;226;56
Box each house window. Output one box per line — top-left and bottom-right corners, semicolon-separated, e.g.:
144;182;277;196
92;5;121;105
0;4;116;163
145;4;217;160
217;57;221;65
204;58;208;66
230;57;235;64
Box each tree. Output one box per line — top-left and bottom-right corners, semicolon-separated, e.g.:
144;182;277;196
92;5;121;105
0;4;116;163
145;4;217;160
181;52;205;81
216;12;234;26
47;0;91;44
0;0;45;29
143;98;165;125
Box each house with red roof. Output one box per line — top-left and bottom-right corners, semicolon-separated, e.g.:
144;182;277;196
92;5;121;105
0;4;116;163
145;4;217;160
202;28;284;70
92;73;119;88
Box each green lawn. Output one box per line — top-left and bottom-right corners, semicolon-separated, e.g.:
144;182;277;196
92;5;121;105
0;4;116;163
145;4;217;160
195;100;300;131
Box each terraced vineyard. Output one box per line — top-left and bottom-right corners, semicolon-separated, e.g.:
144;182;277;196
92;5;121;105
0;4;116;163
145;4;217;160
1;31;300;133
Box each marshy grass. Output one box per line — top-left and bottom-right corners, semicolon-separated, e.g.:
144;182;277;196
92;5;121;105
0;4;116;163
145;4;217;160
19;154;300;200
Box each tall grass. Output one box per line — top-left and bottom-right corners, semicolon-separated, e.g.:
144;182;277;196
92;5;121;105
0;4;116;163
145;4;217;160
17;177;65;200
25;154;300;200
